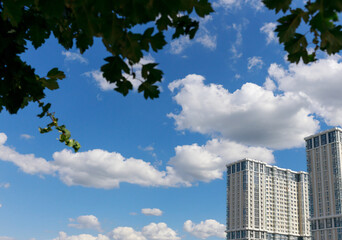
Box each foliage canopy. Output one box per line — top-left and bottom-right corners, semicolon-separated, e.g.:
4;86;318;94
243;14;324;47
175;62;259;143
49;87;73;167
1;0;342;151
0;0;213;151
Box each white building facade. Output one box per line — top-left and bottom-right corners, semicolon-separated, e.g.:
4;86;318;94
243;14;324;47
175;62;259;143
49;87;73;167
305;127;342;240
226;158;311;240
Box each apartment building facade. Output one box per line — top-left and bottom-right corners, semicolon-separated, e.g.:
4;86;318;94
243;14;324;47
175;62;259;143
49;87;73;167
305;127;342;240
226;158;311;240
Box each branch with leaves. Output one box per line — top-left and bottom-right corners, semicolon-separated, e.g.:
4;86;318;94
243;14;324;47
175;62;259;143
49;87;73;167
263;0;342;63
0;0;213;151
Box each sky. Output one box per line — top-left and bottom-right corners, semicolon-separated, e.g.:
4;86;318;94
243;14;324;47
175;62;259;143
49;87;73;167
1;1;342;240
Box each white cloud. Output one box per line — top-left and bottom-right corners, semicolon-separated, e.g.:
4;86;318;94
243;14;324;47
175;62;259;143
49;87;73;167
213;0;240;10
213;0;263;11
234;74;241;79
111;227;146;240
263;77;277;91
52;149;174;188
0;182;10;188
62;51;88;64
84;70;116;91
53;232;109;240
248;56;264;70
141;208;163;216
196;34;217;50
0;203;2;208
170;36;192;55
184;219;225;239
268;54;342;126
0;133;189;188
260;22;278;44
0;132;271;188
245;0;263;11
68;215;102;232
20;134;34;140
168;74;319;149
229;22;248;59
142;223;180;240
110;223;179;240
0;133;57;175
169;138;274;183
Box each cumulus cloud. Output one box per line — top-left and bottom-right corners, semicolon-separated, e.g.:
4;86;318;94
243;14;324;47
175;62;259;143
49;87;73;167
0;133;57;175
53;232;108;240
169;138;274;183
260;22;278;44
111;227;146;240
0;132;271;188
111;223;179;240
184;219;225;239
68;215;102;232
267;54;342;126
141;208;163;216
20;134;34;140
247;56;263;70
62;51;88;64
141;223;180;240
168;74;319;149
85;55;155;91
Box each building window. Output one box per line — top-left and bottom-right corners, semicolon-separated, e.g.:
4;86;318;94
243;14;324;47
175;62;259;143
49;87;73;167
306;139;312;149
237;163;240;172
321;134;327;145
241;161;246;171
314;136;319;147
227;166;231;175
232;164;235;174
328;131;336;143
326;218;332;228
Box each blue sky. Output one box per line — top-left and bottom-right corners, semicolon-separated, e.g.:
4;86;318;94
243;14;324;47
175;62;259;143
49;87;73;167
1;1;341;240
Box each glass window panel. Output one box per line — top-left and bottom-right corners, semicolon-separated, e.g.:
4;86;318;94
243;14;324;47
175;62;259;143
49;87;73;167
314;136;320;147
321;134;327;145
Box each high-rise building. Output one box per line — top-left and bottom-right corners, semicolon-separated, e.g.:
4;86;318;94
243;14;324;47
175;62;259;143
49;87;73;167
305;127;342;240
226;158;311;240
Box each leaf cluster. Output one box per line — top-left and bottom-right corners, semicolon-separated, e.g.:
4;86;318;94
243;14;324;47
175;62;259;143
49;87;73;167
263;0;342;63
0;0;213;151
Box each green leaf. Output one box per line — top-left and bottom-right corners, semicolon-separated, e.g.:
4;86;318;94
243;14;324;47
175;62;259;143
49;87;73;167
194;0;214;17
263;0;292;13
310;12;335;32
276;9;306;43
39;127;52;133
26;20;50;49
47;68;66;80
115;79;133;96
156;15;172;31
2;0;24;26
40;78;59;90
321;26;342;54
101;56;130;94
150;32;167;52
37;102;51;118
284;34;309;63
138;82;160;99
141;63;159;79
